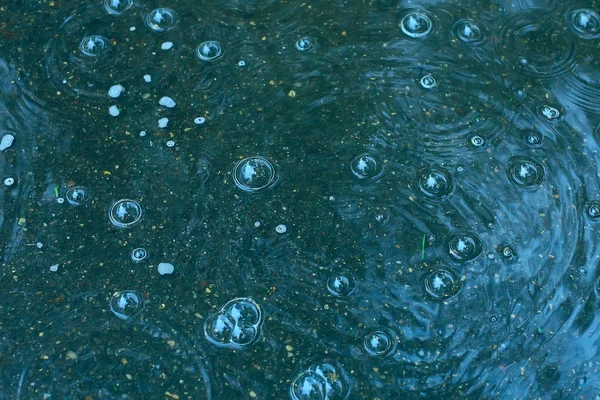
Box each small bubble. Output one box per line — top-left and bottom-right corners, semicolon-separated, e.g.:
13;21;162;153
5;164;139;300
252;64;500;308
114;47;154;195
238;60;246;67
327;273;357;297
417;168;454;200
422;268;461;300
587;202;600;219
469;134;485;148
145;8;179;32
276;224;287;234
50;264;59;272
139;130;147;137
194;117;206;125
490;315;498;323
66;185;91;206
506;157;545;188
350;154;383;180
453;19;486;44
110;290;145;320
295;36;315;52
79;35;110;56
56;197;65;204
3;176;15;187
500;245;516;259
363;328;396;357
540;104;561;120
232;156;277;192
420;74;437;89
143;74;152;83
104;0;133;15
196;41;223;61
108;198;143;228
36;242;43;249
131;247;148;262
166;140;175;147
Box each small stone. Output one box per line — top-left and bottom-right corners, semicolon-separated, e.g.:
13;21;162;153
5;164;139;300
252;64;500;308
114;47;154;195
159;96;176;108
158;262;175;275
158;118;169;128
109;105;120;116
108;84;124;98
143;74;152;83
0;134;14;151
161;42;174;50
275;224;287;234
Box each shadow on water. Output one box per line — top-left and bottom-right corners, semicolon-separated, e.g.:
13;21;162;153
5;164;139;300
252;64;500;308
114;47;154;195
2;0;600;398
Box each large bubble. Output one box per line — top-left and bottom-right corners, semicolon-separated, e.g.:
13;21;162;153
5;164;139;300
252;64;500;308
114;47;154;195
327;273;357;297
363;328;397;357
416;168;455;200
399;10;434;39
446;231;483;262
569;9;600;38
109;290;145;320
108;198;144;228
144;8;179;32
421;268;461;301
79;35;110;57
350;154;383;180
290;361;352;400
204;297;263;349
506;157;545;189
232;156;277;192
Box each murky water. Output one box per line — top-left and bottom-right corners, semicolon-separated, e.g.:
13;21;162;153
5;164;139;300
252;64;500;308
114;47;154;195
1;0;600;398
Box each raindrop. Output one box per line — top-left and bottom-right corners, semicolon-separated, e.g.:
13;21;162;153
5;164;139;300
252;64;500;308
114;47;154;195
327;273;356;297
416;168;454;200
204;297;263;349
453;19;486;44
570;9;600;38
295;36;316;52
196;41;223;61
420;74;437;89
506;157;545;188
400;10;434;38
104;0;133;15
145;8;178;32
108;199;144;228
109;290;145;320
587;201;600;219
363;328;396;357
350;154;383;180
130;247;148;262
79;35;110;56
422;268;461;300
232;156;277;192
446;231;483;262
65;185;91;206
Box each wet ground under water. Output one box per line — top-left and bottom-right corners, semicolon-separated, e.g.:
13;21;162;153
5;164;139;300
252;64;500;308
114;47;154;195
2;0;600;398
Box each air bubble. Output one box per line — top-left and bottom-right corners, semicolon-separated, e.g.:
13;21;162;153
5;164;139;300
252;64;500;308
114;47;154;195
506;156;545;188
500;245;516;260
468;134;486;148
79;35;110;57
539;104;562;122
109;290;144;320
420;74;437;89
295;36;316;52
158;117;169;128
131;247;148;262
108;199;143;228
453;19;486;44
3;176;15;187
232;156;277;192
194;117;206;125
400;10;434;39
447;231;483;262
363;328;396;357
372;208;391;225
145;8;178;32
570;9;600;38
196;41;223;61
525;131;542;146
327;273;356;297
276;224;287;234
350;154;383;180
104;0;133;15
204;297;263;349
66;185;91;206
416;168;454;200
422;268;461;300
587;202;600;219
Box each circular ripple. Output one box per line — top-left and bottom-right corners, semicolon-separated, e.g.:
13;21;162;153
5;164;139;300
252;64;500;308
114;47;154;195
363;328;397;357
447;231;483;262
422;268;461;301
416;168;455;201
327;273;357;297
506;157;545;189
350;154;384;180
109;290;145;320
569;9;600;39
144;8;179;32
232;156;277;192
108;198;144;228
104;0;134;15
204;297;263;349
495;12;578;78
290;361;352;400
399;10;435;39
196;41;223;61
65;185;91;206
79;35;110;56
295;36;317;52
453;19;487;44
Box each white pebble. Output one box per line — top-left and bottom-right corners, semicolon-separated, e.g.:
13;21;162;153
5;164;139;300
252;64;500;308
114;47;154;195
36;242;43;249
161;42;174;50
0;134;14;151
194;117;206;125
276;224;287;234
143;74;152;83
129;26;136;32
158;262;175;275
108;84;124;98
109;105;120;116
159;96;176;108
158;117;169;128
238;61;246;67
50;264;59;272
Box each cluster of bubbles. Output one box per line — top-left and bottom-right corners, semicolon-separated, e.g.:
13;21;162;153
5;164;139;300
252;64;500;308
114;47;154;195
109;290;145;320
204;297;263;349
290;361;352;400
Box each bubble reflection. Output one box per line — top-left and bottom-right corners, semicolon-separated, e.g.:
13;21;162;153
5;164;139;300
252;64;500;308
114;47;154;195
290;361;352;400
109;290;145;320
79;35;110;56
363;328;396;357
447;231;483;262
350;154;383;180
400;10;434;39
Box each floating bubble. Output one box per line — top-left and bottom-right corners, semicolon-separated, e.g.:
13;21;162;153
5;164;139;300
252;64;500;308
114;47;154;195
79;35;110;56
66;185;91;206
232;156;277;192
109;105;120;116
400;10;434;39
104;0;133;15
538;103;562;122
295;36;316;52
196;41;223;61
276;224;287;234
108;199;143;228
420;74;437;89
131;247;148;262
290;361;352;400
108;84;124;98
587;201;600;219
145;8;178;32
468;134;486;149
453;19;487;44
500;245;516;260
417;168;454;200
447;231;483;262
194;117;206;125
158;262;175;275
109;290;144;320
159;96;176;108
372;208;391;225
327;273;356;297
0;133;14;151
350;154;383;180
363;328;396;357
3;176;15;187
506;157;545;188
524;130;543;146
422;268;461;300
569;9;600;38
204;297;263;349
166;140;175;148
